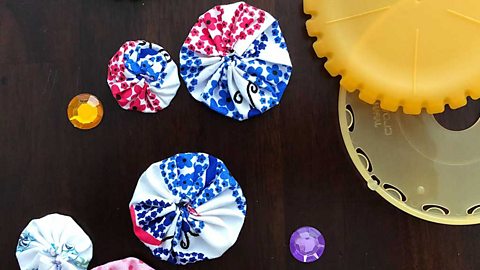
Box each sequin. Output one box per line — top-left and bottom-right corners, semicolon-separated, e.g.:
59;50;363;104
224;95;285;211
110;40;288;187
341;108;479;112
67;94;103;130
290;226;325;263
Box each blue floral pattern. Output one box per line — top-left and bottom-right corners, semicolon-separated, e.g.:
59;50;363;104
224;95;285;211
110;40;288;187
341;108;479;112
16;233;35;253
180;20;292;121
130;153;247;265
15;214;93;270
124;44;169;88
16;239;91;269
107;40;180;113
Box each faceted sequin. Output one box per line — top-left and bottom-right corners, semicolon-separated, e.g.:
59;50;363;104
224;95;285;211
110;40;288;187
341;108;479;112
290;226;325;263
67;94;103;130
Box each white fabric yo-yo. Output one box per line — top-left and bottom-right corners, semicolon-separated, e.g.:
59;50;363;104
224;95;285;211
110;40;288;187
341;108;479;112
16;213;93;270
107;40;180;113
129;153;247;265
180;2;292;121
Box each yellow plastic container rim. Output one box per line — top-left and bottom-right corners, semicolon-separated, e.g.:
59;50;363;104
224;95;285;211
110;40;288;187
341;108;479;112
306;0;480;115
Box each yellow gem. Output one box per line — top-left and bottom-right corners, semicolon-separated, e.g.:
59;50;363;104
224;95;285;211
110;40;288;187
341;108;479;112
67;93;104;130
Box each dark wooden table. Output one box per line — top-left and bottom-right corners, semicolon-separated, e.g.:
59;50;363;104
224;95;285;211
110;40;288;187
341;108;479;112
2;0;480;269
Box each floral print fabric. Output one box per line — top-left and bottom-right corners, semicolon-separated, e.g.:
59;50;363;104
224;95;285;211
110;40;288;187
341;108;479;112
107;40;180;113
92;257;154;270
180;1;292;121
129;153;247;265
16;213;93;270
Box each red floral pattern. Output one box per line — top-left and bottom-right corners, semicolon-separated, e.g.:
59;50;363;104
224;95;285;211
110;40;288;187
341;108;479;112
107;41;174;113
184;2;267;56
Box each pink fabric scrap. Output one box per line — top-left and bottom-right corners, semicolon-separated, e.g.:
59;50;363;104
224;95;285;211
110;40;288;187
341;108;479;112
92;257;155;270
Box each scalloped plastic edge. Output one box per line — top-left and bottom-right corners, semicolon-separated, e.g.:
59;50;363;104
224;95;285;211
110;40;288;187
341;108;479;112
339;88;480;225
304;0;480;115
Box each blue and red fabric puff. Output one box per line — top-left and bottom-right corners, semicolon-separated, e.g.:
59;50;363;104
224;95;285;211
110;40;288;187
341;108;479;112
179;2;293;121
108;40;180;113
129;153;247;265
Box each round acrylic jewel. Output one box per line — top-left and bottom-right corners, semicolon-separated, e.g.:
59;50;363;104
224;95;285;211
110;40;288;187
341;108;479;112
67;93;103;130
290;226;325;263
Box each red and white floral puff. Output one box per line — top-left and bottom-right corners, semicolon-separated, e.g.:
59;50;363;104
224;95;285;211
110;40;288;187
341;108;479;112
107;40;180;113
185;2;270;57
180;2;293;121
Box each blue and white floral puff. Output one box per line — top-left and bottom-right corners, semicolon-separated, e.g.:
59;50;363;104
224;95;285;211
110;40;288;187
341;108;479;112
179;2;293;121
16;213;93;270
129;153;247;265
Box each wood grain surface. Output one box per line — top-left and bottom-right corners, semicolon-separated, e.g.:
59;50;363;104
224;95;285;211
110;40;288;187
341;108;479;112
1;0;480;269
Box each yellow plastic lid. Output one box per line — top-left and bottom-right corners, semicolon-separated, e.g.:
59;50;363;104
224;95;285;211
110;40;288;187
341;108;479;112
305;0;480;114
340;87;480;225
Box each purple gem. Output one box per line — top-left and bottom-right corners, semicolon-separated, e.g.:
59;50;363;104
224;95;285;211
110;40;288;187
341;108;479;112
290;226;325;263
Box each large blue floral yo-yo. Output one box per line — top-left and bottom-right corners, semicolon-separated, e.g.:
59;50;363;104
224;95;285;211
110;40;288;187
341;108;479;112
179;2;292;121
129;153;247;265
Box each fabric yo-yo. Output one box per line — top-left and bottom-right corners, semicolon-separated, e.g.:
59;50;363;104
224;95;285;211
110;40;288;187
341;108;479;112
129;153;247;265
91;257;154;270
107;40;180;113
16;213;93;270
180;1;292;121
